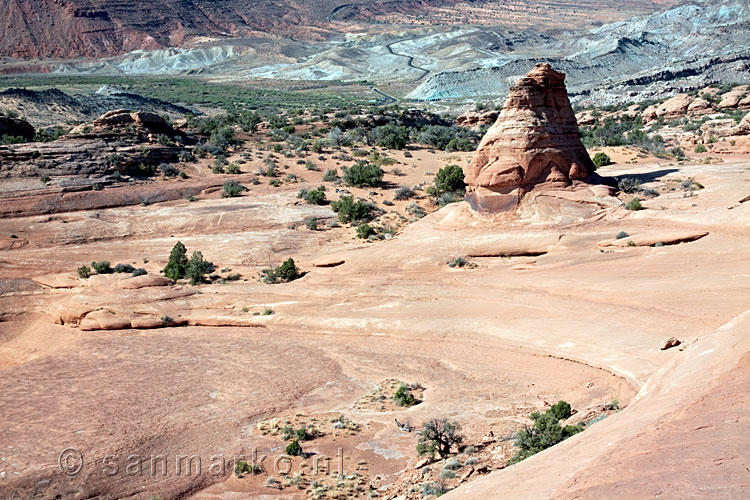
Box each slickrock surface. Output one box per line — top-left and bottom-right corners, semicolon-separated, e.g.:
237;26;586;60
444;311;750;500
464;63;597;212
0;149;748;499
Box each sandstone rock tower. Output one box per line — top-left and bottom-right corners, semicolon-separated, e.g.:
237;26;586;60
464;63;595;212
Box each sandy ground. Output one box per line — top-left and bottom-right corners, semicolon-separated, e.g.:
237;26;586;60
0;151;749;499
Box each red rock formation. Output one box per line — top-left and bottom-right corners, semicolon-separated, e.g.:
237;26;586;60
464;63;595;212
732;112;750;136
456;110;500;128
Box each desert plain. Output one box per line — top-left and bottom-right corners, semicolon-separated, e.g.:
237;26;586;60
1;130;748;498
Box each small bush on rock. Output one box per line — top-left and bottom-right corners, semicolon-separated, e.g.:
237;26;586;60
262;258;302;284
509;400;582;464
626;197;644;211
113;263;135;274
91;261;112;274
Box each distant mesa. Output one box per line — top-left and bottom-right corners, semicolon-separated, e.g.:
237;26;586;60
464;63;598;212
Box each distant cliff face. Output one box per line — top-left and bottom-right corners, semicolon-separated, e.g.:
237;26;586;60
0;0;682;60
0;0;456;59
0;0;325;59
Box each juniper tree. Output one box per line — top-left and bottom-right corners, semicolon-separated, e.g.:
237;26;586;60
163;242;188;281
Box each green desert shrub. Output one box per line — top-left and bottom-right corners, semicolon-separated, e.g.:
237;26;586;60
77;265;91;279
617;177;641;193
443;458;461;470
91;261;112;274
285;440;303;456
509;401;582;464
446;136;474;152
435;164;466;194
224;163;241;174
393;384;416;407
234;459;261;477
373;124;409;150
416;125;478;152
547;400;573;420
428;164;466;202
592;152;612;168
421;482;446;497
113;263;136;274
694;144;708;153
342;161;384;188
297;186;326;205
262;258;302;284
163;242;189;281
437;192;461;207
356;223;374;239
394;186;415;200
448;257;471;268
323;168;339;182
331;195;372;224
406;201;426;219
626;197;644;211
419;125;469;150
440;469;456;479
185;251;213;285
158;163;180;177
222;180;247;198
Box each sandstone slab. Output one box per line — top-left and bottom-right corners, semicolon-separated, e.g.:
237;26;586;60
117;274;173;289
597;231;709;248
